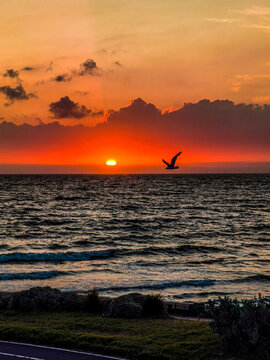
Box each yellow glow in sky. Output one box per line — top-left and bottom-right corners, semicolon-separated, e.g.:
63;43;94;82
106;159;117;166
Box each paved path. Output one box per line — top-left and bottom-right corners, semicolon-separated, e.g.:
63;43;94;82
0;341;126;360
170;315;212;322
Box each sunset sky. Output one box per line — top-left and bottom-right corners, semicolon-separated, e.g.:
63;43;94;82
0;0;270;173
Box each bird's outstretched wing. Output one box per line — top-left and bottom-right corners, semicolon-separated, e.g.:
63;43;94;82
162;159;170;167
171;152;182;166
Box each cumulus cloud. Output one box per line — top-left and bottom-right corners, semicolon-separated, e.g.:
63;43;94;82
49;96;91;119
3;69;19;78
0;85;36;104
47;59;98;84
78;59;98;76
52;73;72;82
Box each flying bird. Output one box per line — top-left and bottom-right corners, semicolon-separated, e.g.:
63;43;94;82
162;152;182;170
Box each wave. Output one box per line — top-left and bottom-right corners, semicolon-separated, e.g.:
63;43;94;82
48;243;69;250
231;274;270;283
99;279;215;292
188;258;225;265
73;239;92;246
0;249;113;263
54;195;85;201
118;244;223;257
252;225;270;231
0;244;9;250
0;270;70;281
24;219;73;227
0;243;224;264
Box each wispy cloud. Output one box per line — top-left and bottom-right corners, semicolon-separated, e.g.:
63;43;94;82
231;73;270;93
242;23;270;33
205;18;239;24
237;6;270;16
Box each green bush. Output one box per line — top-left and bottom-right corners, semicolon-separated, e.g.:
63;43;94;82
207;296;270;359
142;293;166;318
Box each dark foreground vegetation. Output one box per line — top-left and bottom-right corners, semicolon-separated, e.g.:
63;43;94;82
0;287;269;359
0;287;218;359
0;311;217;360
0;287;168;318
207;296;270;360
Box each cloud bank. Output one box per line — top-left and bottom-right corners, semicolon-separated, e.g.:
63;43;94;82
0;98;269;168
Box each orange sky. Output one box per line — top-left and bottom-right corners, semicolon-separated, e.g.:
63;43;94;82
0;0;270;173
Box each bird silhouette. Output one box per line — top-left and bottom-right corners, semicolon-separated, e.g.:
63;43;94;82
162;152;182;169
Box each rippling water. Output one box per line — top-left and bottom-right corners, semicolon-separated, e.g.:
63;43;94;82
0;174;269;302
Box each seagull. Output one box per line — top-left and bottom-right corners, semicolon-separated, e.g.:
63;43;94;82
162;152;182;170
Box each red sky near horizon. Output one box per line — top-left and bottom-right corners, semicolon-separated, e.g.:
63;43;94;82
0;0;270;173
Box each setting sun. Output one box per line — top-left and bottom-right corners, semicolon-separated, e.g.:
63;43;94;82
106;159;117;166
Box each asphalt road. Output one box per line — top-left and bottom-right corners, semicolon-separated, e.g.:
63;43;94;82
0;341;126;360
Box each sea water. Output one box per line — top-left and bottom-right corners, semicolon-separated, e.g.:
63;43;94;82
0;174;269;302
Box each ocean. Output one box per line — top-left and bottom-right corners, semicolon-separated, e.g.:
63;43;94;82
0;174;269;302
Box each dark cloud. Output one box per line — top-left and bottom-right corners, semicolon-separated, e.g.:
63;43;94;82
0;85;36;103
78;59;98;76
113;61;123;67
0;98;269;170
49;96;91;119
47;61;53;71
21;66;35;71
0;120;85;152
3;69;19;78
47;59;98;84
101;98;270;151
92;110;104;117
52;73;72;82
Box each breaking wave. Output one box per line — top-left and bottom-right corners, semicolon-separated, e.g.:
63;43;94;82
0;249;113;263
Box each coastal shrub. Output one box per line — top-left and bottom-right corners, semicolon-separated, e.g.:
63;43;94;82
142;293;166;318
61;292;82;311
0;293;10;309
207;296;270;359
7;287;62;311
84;288;103;313
106;294;143;318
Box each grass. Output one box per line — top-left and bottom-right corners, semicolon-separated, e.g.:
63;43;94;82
0;310;218;360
